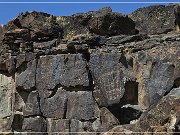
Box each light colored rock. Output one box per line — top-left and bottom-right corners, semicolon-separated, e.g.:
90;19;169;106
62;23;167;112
0;74;15;118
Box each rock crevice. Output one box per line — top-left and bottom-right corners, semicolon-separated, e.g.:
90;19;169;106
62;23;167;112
0;4;180;134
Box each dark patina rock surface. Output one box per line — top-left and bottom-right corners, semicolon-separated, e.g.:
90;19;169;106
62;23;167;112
0;4;180;134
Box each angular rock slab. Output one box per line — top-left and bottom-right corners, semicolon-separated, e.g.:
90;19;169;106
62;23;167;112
40;88;68;119
144;42;180;81
0;74;15;118
99;107;120;131
134;50;176;110
144;87;180;132
22;116;47;132
36;54;89;98
66;91;99;121
23;91;40;117
4;11;62;41
104;121;152;135
89;53;126;106
16;59;36;91
130;5;175;34
89;12;137;36
47;118;70;134
70;119;96;133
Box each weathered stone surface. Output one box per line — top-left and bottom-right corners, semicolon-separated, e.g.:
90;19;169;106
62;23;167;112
47;118;70;134
22;116;47;132
106;34;149;45
70;34;107;46
16;59;36;91
58;7;112;39
130;5;175;34
143;41;180;81
67;41;89;53
5;11;63;41
135;61;175;110
0;117;12;132
89;12;137;36
40;88;67;119
16;52;36;69
104;121;152;135
89;53;127;106
143;87;180;132
70;119;95;133
1;5;180;134
36;54;89;98
0;74;14;118
3;29;30;44
0;53;16;74
66;91;99;120
33;39;58;55
99;107;120;131
0;25;4;43
13;92;25;112
23;91;40;116
133;42;179;110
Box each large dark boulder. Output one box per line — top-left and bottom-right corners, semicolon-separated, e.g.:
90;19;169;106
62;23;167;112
89;12;137;36
4;11;63;41
56;7;112;39
130;5;176;34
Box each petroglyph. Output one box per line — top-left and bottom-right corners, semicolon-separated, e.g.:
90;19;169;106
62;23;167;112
98;71;125;105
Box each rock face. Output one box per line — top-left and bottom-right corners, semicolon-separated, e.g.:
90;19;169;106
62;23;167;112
130;5;176;34
0;4;180;134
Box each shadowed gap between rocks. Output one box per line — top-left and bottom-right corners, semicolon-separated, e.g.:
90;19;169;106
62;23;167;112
11;113;24;132
121;80;139;105
164;77;180;96
16;61;28;74
174;77;180;88
17;90;30;104
107;80;141;124
107;104;142;125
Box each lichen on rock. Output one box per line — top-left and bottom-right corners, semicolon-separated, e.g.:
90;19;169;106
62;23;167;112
0;4;180;134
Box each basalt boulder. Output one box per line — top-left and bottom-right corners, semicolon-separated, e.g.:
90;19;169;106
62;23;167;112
89;12;138;36
130;5;175;34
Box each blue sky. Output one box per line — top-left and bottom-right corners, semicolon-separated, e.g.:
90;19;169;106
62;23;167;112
0;0;180;24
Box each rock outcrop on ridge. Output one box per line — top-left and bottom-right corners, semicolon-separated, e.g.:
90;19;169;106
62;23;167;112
0;4;180;134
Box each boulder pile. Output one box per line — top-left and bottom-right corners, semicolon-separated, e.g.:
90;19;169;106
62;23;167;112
0;4;179;134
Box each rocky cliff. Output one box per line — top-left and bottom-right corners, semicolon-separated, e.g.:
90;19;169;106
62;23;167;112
0;4;180;134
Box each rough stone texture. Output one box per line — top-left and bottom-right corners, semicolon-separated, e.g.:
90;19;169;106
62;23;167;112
89;12;137;36
66;91;99;121
16;59;36;91
104;122;152;135
99;107;120;131
22;116;47;132
23;91;40;116
36;54;89;98
89;53;127;106
0;5;180;134
40;88;68;119
143;87;180;133
70;119;96;134
135;60;175;109
58;7;112;39
47;118;70;134
0;74;14;118
130;5;175;34
4;11;63;41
